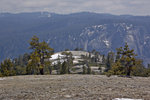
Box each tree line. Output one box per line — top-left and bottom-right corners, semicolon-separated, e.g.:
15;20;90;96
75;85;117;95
104;43;150;77
0;36;150;77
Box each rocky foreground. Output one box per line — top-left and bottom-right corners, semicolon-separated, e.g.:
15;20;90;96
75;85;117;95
0;75;150;100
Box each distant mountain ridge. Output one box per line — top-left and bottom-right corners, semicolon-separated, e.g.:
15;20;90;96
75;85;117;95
0;12;150;65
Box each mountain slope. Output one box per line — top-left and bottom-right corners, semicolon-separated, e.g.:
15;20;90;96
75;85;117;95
0;12;150;64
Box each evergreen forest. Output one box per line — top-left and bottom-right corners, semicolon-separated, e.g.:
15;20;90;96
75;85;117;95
0;36;150;77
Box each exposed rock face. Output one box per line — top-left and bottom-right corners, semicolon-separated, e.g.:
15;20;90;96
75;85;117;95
78;23;150;60
57;23;150;64
49;51;103;74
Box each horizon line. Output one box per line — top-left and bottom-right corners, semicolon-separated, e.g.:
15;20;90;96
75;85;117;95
0;11;150;17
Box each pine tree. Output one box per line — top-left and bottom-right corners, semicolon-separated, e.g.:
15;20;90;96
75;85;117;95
13;53;30;75
110;43;136;76
109;61;125;75
131;59;147;76
115;52;120;63
82;65;87;74
26;51;40;75
22;53;30;65
28;35;54;75
87;64;91;74
56;60;62;74
105;51;115;72
60;61;68;74
61;51;73;74
0;59;15;76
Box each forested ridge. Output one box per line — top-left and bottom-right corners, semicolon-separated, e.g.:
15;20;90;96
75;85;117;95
0;36;150;77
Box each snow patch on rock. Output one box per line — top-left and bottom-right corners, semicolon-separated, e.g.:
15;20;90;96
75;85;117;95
50;53;64;60
103;40;110;47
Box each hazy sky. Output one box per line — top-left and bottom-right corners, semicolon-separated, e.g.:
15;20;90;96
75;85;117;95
0;0;150;15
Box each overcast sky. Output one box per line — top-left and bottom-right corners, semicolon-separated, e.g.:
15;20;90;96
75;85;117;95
0;0;150;15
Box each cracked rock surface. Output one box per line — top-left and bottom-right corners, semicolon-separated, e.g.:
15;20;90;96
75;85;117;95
0;75;150;100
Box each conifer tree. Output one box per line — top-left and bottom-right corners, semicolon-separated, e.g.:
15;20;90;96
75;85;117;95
131;59;147;76
105;51;115;72
82;65;87;74
109;61;125;75
26;51;40;74
110;43;136;76
28;35;54;75
61;51;73;74
0;59;15;76
87;64;91;74
60;61;68;74
56;60;62;74
115;53;120;63
13;53;30;75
